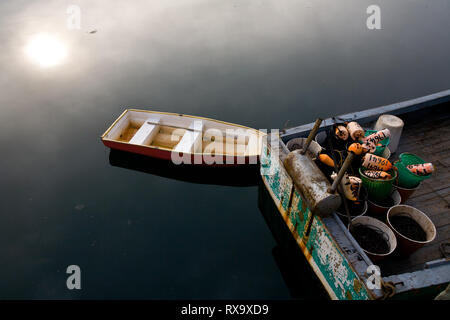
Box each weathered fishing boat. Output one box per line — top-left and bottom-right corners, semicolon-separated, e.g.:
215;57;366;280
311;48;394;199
260;89;450;299
101;109;265;166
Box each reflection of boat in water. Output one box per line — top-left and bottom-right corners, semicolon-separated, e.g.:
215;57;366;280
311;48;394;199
108;149;259;187
261;89;450;300
102;109;265;166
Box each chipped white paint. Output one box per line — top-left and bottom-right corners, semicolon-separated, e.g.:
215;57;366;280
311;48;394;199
316;227;351;293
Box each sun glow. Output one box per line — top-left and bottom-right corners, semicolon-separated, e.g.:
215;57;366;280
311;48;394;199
25;33;67;68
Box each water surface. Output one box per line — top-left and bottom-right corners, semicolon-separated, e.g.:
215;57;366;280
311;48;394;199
0;0;449;299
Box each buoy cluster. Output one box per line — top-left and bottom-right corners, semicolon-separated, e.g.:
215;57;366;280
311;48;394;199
295;116;437;260
317;121;395;200
312;118;435;207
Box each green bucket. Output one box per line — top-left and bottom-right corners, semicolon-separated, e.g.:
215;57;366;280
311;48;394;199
395;153;432;188
359;167;397;202
360;130;390;156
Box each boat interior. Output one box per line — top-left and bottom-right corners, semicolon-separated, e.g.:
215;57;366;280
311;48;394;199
102;109;264;156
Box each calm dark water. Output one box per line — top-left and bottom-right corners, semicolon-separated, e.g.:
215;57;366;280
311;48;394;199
0;0;449;299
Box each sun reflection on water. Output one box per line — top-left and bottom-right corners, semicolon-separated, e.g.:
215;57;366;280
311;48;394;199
25;33;67;68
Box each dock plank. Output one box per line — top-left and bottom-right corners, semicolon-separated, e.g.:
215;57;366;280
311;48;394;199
378;104;450;276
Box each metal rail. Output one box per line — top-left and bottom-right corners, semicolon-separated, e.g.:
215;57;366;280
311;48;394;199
281;89;450;140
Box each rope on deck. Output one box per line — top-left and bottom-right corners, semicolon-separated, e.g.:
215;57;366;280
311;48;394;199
379;280;396;300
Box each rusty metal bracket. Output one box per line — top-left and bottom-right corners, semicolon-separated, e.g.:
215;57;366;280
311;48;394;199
303;211;316;242
286;184;295;216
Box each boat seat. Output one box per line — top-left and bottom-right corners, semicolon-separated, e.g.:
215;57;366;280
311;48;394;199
173;121;203;153
129;117;161;145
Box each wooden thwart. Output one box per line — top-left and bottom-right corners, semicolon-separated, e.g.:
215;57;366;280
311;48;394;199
129;118;161;145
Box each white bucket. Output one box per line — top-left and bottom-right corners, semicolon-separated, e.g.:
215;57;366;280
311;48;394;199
286;138;322;159
374;114;404;153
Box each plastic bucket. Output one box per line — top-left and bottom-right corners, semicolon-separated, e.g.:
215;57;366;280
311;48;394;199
314;131;328;148
367;190;401;220
374;114;404;153
351;216;397;263
286;138;322;159
387;205;436;256
394;182;421;204
395;153;432;188
359;167;397;202
336;186;368;223
360;130;390;156
382;147;391;160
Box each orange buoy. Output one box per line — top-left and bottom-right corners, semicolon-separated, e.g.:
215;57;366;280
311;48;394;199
361;153;392;171
335;126;349;140
348;142;371;155
407;163;434;176
318;153;335;167
363;170;392;180
348;143;363;155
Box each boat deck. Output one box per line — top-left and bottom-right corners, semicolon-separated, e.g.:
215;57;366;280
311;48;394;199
378;103;450;275
269;92;450;299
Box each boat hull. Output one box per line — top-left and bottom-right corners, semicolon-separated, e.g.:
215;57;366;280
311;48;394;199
102;135;259;167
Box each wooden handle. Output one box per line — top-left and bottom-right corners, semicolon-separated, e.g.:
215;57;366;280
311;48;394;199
301;118;323;155
330;152;355;193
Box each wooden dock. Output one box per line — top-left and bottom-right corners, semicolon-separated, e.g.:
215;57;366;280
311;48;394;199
379;103;450;276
